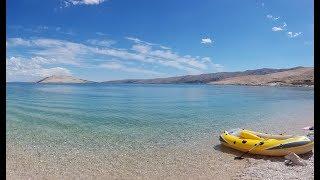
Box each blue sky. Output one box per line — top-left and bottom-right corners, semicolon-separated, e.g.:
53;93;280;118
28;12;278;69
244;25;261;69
6;0;314;82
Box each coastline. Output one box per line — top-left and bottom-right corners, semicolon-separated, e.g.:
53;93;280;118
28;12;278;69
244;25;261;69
7;112;314;179
7;81;314;88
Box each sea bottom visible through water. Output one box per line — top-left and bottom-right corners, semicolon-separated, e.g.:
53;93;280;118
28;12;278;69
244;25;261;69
6;83;314;178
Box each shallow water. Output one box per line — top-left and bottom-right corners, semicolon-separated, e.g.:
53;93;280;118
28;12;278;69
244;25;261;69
7;83;314;148
6;83;314;178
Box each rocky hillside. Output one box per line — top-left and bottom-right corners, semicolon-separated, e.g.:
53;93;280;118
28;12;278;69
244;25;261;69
36;75;93;84
105;67;304;84
210;67;313;86
104;66;312;85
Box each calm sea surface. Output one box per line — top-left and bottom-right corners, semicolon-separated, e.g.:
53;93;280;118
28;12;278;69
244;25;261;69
6;83;314;152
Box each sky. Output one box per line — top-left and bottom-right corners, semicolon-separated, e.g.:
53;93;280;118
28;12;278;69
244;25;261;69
6;0;314;82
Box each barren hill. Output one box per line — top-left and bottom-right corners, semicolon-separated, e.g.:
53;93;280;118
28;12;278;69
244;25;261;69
209;67;313;86
104;67;303;84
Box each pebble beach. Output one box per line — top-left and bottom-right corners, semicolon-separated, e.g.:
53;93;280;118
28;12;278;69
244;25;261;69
7;116;314;179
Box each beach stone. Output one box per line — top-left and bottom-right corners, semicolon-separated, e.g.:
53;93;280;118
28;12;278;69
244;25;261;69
284;153;307;166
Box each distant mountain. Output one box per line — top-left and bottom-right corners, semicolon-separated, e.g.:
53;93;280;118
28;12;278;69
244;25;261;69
210;67;313;86
36;75;93;84
36;67;313;86
104;66;308;84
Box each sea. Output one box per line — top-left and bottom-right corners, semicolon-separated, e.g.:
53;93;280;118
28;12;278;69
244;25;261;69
6;83;314;153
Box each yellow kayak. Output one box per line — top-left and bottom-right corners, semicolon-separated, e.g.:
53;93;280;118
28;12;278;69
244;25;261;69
219;128;314;156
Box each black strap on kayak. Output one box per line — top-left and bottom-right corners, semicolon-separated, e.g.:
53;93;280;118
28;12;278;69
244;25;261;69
234;141;264;160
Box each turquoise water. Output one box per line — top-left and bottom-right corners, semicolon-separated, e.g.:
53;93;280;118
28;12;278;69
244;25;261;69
6;83;314;152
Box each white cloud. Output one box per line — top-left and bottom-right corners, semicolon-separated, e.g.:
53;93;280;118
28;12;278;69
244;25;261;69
287;32;302;38
156;60;202;74
55;27;75;35
6;56;71;81
271;22;287;32
38;67;71;77
266;14;280;21
160;45;171;50
92;48;147;62
7;37;223;80
272;27;283;31
64;0;106;6
7;38;88;66
266;13;304;40
7;38;32;46
125;36;156;46
201;57;211;63
145;49;220;72
131;44;151;54
100;62;122;69
125;36;171;50
104;38;219;72
125;36;143;43
87;39;116;47
201;38;213;44
10;25;76;36
100;62;162;75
